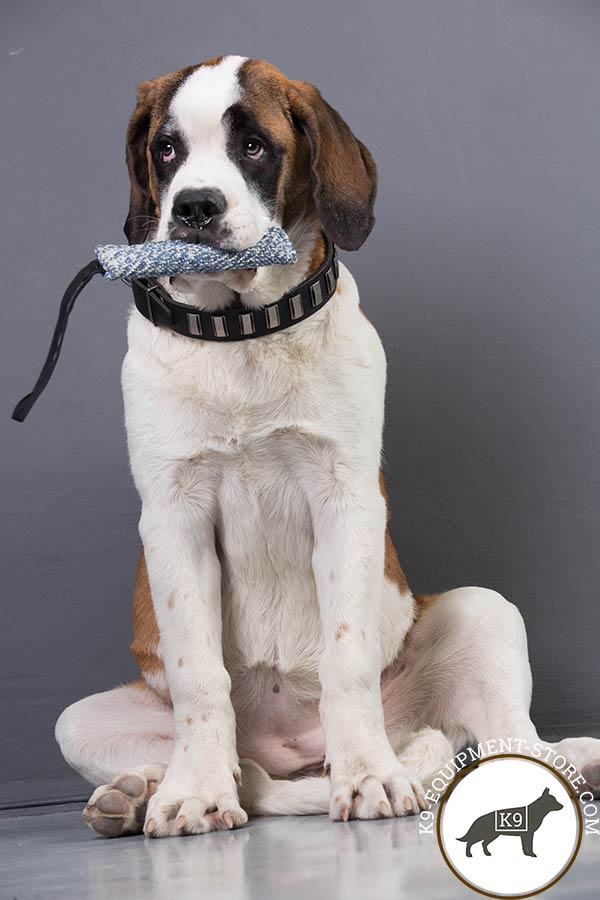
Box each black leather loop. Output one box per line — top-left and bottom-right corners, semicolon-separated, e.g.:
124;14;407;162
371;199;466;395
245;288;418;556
12;260;104;422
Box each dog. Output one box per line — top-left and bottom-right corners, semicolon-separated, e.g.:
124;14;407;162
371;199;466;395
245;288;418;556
457;786;564;857
54;55;600;838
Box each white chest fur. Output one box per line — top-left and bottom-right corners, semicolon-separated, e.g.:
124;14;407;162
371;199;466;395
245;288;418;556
122;265;409;694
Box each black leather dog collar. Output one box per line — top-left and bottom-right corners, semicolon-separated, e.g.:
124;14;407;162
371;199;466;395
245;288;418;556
130;238;338;341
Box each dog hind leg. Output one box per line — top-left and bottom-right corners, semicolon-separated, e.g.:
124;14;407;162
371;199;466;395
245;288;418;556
397;588;600;797
55;680;174;837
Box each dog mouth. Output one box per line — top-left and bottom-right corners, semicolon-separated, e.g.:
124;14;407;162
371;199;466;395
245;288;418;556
163;221;264;297
167;222;241;254
168;267;258;296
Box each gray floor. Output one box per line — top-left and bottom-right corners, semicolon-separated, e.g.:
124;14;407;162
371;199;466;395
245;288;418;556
1;804;599;900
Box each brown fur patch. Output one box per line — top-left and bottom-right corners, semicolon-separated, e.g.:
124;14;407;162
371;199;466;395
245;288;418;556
124;67;197;241
238;59;313;230
130;548;163;676
379;471;411;596
124;58;226;242
415;593;439;604
306;231;328;274
335;621;350;640
238;58;376;249
285;79;377;250
238;59;295;145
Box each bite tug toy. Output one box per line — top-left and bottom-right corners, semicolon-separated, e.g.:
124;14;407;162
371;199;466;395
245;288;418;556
95;226;297;280
12;227;340;422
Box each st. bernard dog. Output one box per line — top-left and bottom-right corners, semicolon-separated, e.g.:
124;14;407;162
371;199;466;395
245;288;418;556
55;55;600;837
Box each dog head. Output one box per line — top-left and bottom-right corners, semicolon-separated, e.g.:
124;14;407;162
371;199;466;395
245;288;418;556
124;55;377;273
539;787;564;813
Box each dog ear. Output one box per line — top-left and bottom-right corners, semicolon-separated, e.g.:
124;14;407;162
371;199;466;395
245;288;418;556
124;81;156;245
543;787;549;795
288;81;377;251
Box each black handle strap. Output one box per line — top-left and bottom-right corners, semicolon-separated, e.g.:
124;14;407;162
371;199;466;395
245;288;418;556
12;259;104;422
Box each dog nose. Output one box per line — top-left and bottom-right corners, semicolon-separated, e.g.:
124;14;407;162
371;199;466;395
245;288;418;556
172;188;227;230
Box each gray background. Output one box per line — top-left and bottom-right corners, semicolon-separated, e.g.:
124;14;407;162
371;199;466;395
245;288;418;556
2;0;599;806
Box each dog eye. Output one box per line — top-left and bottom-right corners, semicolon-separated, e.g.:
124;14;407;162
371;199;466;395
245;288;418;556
161;143;176;163
245;138;266;161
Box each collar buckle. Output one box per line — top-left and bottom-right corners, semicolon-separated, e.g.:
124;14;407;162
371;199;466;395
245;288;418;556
131;277;174;328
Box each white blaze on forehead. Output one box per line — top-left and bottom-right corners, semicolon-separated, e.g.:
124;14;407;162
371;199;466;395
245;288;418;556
157;53;273;258
170;55;247;141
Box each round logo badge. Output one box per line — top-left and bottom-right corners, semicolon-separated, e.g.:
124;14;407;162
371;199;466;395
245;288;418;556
437;754;583;898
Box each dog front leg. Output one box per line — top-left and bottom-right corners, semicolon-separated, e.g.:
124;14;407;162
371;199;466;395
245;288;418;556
138;505;246;837
311;480;425;821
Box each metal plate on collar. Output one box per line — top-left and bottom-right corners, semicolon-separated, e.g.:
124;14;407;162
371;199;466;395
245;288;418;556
239;312;255;335
324;266;336;296
265;305;280;329
211;315;228;338
289;294;304;320
187;313;203;336
309;279;323;307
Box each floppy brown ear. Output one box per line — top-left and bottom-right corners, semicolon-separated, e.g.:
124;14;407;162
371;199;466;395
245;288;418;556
124;81;156;245
288;81;377;251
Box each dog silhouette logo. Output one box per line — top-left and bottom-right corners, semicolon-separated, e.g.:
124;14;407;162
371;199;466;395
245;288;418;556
436;754;583;898
457;786;563;858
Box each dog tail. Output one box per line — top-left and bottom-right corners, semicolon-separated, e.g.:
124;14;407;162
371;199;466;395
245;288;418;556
238;760;330;816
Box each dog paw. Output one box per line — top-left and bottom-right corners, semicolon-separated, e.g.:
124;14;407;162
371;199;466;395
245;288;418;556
329;765;426;821
82;766;164;838
143;777;248;838
555;737;600;799
581;761;600;796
